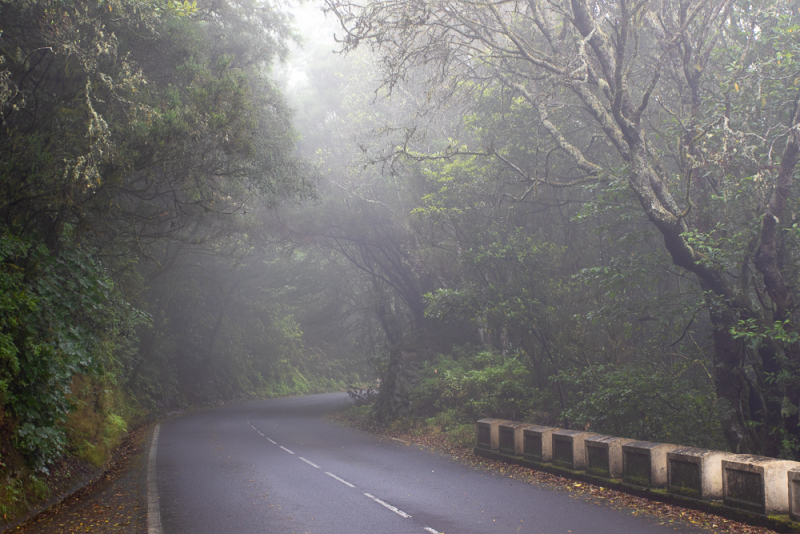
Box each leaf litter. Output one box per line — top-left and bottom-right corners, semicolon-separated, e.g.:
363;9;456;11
7;424;149;534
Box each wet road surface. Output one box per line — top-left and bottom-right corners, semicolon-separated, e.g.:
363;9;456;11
155;393;706;533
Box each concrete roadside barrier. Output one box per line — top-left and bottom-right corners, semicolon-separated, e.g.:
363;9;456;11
474;418;800;531
522;425;557;462
622;441;677;487
667;447;733;500
552;430;597;470
585;435;633;479
476;418;507;451
788;467;800;521
722;455;796;514
498;421;530;456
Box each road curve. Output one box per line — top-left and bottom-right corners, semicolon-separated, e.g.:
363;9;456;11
154;393;704;533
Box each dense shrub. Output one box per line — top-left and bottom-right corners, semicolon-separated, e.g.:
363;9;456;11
0;234;143;470
408;345;725;451
554;363;727;450
411;346;556;422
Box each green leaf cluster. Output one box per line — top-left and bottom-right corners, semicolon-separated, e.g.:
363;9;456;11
0;233;142;469
555;363;726;450
410;346;557;422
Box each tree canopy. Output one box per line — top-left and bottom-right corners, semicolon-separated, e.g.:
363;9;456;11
0;0;329;475
317;0;800;456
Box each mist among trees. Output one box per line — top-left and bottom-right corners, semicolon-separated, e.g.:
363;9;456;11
2;0;800;513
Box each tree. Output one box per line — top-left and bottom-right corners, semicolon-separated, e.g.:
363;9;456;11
324;0;800;456
0;0;313;468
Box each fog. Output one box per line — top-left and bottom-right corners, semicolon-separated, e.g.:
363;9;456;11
1;0;799;476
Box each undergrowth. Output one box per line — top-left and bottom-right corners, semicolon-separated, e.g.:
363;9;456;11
0;373;141;524
63;374;138;468
361;344;725;452
0;471;48;522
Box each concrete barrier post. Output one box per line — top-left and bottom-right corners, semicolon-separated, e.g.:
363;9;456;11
666;447;733;500
523;425;557;462
789;467;800;521
552;430;597;470
584;436;633;478
476;418;506;451
622;441;677;487
498;422;529;456
722;456;797;514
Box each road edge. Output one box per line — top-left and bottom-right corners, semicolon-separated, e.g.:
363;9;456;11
147;423;162;534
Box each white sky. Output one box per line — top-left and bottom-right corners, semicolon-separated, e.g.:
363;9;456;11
278;0;342;90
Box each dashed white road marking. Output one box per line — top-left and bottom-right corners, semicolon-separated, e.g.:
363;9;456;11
363;493;412;518
246;415;433;529
147;424;162;534
299;457;320;468
325;471;356;488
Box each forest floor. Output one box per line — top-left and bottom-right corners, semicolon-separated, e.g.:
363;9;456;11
326;408;783;534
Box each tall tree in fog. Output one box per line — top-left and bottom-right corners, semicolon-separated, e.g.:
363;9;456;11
323;0;800;456
281;40;483;417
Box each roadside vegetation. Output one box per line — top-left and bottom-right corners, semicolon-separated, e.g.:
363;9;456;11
0;0;354;522
342;344;724;453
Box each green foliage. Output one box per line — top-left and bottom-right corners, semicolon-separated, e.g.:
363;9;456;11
732;317;800;348
425;232;565;328
63;374;133;468
126;247;356;409
0;232;143;469
0;476;24;522
0;235;33;406
314;0;800;457
410;346;556;422
164;0;198;16
443;423;475;448
0;0;316;477
0;472;48;522
555;363;726;449
422;409;476;447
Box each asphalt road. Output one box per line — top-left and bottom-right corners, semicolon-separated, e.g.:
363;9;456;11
154;393;704;533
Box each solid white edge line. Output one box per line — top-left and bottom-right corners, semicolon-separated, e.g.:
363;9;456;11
298;456;320;468
423;528;442;534
147;424;162;534
324;471;356;488
279;445;295;454
363;493;412;519
266;437;277;444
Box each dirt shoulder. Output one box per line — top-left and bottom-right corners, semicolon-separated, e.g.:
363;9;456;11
3;424;150;534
